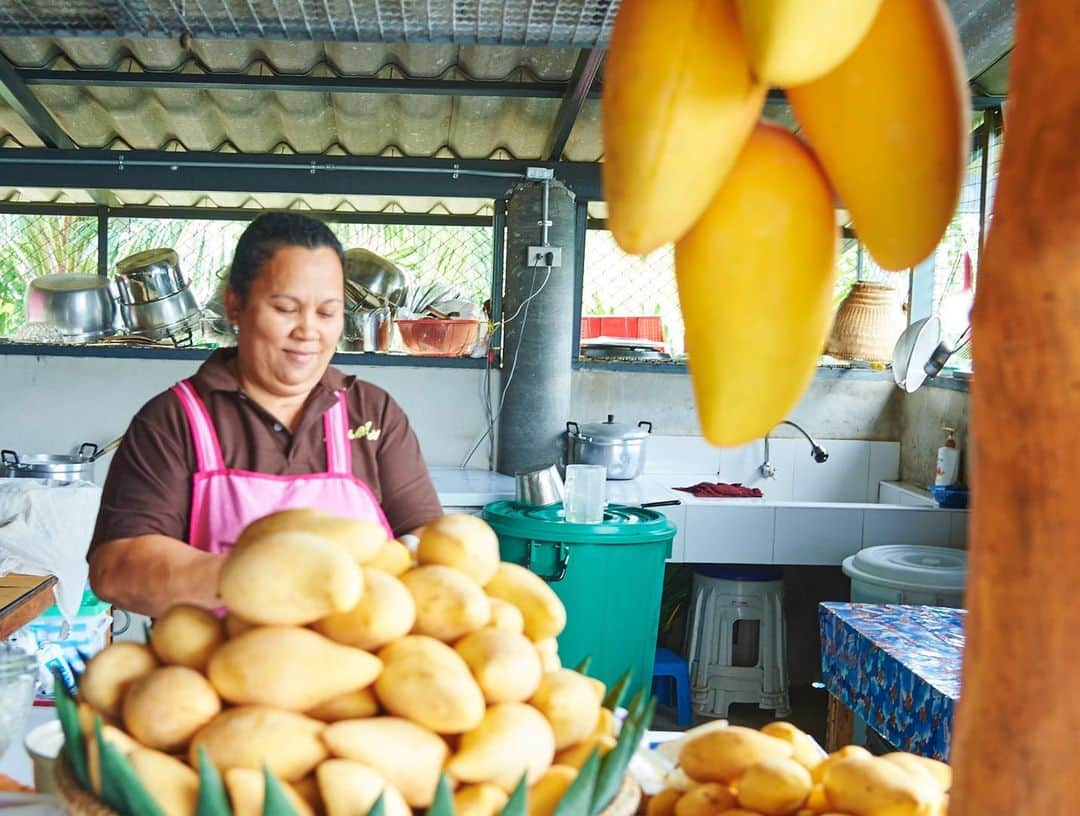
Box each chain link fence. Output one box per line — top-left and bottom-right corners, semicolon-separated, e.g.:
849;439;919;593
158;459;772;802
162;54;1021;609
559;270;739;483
0;212;99;338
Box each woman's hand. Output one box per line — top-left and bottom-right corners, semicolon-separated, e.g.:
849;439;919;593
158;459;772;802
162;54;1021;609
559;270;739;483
89;535;226;618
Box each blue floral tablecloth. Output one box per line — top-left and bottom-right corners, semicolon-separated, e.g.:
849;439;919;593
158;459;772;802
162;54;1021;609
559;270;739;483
819;602;965;760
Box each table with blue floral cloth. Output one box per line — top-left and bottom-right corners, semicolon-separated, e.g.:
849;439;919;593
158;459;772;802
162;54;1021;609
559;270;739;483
819;602;965;760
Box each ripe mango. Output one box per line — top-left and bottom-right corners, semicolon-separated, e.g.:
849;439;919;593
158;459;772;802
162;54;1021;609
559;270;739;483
529;669;602;751
317;759;411;816
80;642;158;719
787;0;969;270
672;783;737;815
602;0;765;254
219;530;363;625
313;567;416;651
149;604;225;671
237;508;386;565
487;597;526;634
188;706;327;782
375;635;486;734
369;538;414;576
679;725;793;783
454;783;509;816
822;756;940;815
127;748;199;816
735;0;884;86
224;767;315;816
736;756;814;815
674;123;838;446
323;717;448;808
417;513;501;586
454;628;543;704
400;565;491;642
528;765;577;816
484;563;566;642
447;702;557;793
122;666;221;752
207;626;381;711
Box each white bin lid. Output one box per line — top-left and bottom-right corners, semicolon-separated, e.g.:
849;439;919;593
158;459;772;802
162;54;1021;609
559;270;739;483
843;545;967;594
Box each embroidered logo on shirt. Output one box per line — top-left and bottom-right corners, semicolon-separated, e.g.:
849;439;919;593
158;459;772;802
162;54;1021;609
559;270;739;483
348;421;382;442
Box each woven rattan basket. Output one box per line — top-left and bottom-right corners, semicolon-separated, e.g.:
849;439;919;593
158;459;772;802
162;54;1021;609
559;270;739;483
826;281;907;362
56;754;643;816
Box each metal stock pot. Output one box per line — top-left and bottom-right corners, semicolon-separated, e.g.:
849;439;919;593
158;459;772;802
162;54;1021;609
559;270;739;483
565;414;653;480
1;438;121;482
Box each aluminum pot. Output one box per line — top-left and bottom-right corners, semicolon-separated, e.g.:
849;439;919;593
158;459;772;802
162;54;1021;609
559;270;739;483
114;248;185;304
565;414;653;481
24;275;121;343
1;438;120;481
344;248;408;310
515;464;565;507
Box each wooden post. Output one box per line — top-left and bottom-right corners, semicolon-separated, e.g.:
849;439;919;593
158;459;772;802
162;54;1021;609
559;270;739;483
949;1;1080;813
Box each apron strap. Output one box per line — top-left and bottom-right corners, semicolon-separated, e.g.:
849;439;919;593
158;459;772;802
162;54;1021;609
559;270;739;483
323;390;353;475
171;380;226;472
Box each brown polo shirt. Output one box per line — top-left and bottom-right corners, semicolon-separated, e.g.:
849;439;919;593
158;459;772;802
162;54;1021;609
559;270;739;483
91;349;443;552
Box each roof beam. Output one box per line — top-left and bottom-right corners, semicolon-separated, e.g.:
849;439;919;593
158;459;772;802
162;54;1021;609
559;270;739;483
18;68;586;99
545;48;605;161
0;55;77;148
0;149;604;201
0;56;119;207
17;67;1005;109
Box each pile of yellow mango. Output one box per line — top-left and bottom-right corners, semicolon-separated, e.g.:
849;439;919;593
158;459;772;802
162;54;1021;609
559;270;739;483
602;0;969;446
645;724;950;816
70;511;618;816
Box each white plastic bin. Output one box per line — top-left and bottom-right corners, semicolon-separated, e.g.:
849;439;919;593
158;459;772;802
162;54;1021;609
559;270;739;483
842;545;967;607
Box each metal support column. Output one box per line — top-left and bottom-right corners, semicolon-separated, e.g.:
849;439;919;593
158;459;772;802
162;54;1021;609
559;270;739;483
496;181;577;476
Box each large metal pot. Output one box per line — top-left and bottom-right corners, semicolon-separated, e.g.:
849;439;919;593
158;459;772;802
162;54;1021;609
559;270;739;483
121;286;201;339
114;248;185;305
1;438;120;482
24;275;121;343
344;248;408;310
565;415;653;480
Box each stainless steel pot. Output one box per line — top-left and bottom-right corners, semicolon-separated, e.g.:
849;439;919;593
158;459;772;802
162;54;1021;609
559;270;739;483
515;464;565;507
565;415;653;481
344;249;408;310
1;438;120;481
24;275;121;343
121;286;201;339
114;248;185;305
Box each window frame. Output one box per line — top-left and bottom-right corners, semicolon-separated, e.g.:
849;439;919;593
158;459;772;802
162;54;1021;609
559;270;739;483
0;202;502;369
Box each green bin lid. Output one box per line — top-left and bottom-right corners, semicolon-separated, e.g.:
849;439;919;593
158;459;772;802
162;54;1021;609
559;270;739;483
482;501;676;545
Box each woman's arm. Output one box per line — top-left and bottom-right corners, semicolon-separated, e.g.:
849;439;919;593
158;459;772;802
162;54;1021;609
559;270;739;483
89;535;225;618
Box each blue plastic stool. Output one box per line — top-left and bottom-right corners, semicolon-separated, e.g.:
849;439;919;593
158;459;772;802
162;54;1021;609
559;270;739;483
652;647;693;727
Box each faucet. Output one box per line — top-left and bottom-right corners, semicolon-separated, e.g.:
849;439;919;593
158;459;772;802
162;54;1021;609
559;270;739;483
759;420;829;478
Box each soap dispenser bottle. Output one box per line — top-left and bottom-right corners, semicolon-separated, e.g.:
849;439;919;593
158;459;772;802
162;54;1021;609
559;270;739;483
935;427;960;486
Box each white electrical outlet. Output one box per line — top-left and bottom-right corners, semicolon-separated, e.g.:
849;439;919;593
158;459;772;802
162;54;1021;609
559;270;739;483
528;246;562;268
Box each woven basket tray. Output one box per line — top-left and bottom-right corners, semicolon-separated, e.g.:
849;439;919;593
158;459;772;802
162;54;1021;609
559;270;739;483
56;754;642;816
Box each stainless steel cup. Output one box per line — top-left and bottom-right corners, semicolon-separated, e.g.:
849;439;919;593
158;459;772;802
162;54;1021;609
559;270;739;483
514;464;565;507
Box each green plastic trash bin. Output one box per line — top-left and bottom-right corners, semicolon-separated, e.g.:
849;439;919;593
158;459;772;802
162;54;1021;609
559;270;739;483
483;501;676;701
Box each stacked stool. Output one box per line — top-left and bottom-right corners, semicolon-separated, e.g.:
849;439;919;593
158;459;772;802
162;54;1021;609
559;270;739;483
685;566;790;718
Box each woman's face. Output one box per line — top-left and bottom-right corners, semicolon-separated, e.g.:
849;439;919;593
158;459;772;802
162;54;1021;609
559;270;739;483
226;245;345;398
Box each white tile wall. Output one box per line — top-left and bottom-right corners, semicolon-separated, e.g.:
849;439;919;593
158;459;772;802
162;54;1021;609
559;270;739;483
862;509;953;549
791;440;871;503
644;436;721;475
683;505;775;563
774;508;864;565
868;443;902;497
718;440;794;500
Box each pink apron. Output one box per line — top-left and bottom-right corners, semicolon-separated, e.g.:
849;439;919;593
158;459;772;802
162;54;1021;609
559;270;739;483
171;379;392;555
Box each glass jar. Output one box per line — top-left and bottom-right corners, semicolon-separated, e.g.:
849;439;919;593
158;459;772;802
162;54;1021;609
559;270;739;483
0;644;38;757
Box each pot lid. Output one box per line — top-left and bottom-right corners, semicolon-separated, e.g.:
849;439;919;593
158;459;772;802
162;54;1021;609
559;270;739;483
572;414;651;441
482;501;675;543
843;544;967;592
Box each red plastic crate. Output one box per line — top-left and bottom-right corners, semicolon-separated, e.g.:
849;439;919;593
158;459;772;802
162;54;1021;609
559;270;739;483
580;315;664;345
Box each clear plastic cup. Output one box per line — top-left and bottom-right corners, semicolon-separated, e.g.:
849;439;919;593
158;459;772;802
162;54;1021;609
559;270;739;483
564;464;607;523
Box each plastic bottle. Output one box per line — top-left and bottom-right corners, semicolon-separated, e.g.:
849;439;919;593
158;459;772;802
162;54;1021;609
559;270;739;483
935;427;960;486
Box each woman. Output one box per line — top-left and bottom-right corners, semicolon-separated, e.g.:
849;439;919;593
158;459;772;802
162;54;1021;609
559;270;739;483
89;213;443;617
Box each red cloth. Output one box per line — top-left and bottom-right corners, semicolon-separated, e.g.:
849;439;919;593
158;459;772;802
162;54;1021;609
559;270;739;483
674;482;764;498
